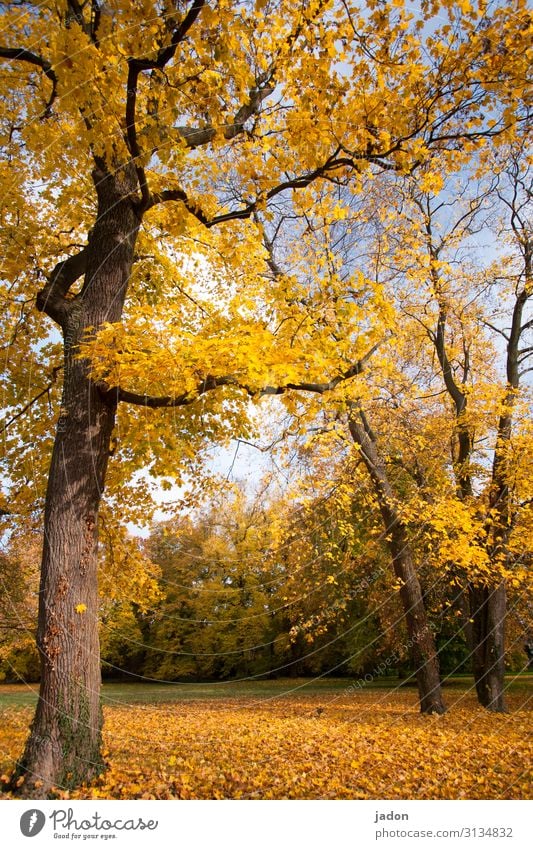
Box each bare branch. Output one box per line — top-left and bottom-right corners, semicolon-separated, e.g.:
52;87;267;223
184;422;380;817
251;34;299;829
482;319;510;342
517;345;533;364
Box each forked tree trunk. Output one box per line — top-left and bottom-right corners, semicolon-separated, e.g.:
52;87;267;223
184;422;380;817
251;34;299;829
348;415;446;714
11;165;140;797
469;582;506;711
429;225;531;711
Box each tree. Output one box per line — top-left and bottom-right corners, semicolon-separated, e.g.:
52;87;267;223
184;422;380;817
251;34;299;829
346;410;447;712
249;190;447;711
139;480;395;682
0;0;530;794
142;489;280;680
477;148;532;709
247;139;532;713
1;0;343;795
381;145;532;709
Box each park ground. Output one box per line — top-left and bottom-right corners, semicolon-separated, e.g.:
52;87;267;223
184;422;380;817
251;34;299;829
0;676;531;800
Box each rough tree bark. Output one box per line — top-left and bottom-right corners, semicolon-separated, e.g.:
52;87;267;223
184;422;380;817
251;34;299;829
11;164;140;797
348;413;446;714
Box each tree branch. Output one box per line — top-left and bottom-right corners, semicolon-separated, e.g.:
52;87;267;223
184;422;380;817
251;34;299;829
130;1;332;213
147;151;357;227
125;60;151;209
97;374;236;408
126;1;206;209
103;347;374;409
130;0;206;74
145;76;276;217
0;47;57;117
434;304;467;414
174;73;275;149
482;319;510;341
36;247;88;327
148;187;210;224
517;345;533;364
1;365;63;434
507;286;531;388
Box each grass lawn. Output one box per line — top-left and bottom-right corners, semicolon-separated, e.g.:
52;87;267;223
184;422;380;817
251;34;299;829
0;676;531;799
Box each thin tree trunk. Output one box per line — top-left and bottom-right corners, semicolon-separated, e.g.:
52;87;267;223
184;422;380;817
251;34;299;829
467;315;524;714
425;214;532;712
11;164;140;797
469;582;506;711
348;414;446;714
388;529;446;713
468;447;509;713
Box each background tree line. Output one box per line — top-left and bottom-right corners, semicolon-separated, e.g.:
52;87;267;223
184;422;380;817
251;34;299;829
1;482;529;685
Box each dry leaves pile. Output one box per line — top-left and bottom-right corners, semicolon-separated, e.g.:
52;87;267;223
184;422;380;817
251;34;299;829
1;689;531;800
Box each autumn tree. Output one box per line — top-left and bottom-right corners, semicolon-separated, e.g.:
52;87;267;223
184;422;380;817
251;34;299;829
1;0;345;795
375;145;532;709
243;143;532;713
266;458;411;679
477;148;532;708
245;188;447;711
0;0;530;794
142;489;282;680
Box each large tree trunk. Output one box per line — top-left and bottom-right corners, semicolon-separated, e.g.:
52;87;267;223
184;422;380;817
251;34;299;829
11;165;140;797
348;415;446;714
469;582;506;711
